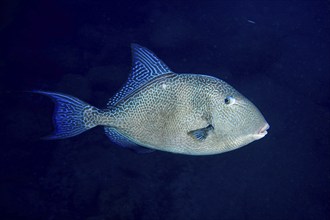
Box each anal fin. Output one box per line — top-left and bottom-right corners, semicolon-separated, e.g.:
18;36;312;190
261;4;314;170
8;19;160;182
104;127;155;153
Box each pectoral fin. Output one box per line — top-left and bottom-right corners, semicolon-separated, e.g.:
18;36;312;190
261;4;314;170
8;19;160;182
188;124;214;141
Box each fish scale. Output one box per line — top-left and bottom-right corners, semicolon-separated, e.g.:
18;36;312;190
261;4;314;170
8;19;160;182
34;44;269;155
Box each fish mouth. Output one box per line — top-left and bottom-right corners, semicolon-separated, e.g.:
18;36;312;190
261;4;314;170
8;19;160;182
253;123;270;140
258;123;270;135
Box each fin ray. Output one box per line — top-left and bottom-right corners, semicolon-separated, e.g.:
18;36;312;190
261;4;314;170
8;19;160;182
188;124;214;141
104;127;155;153
107;44;172;107
34;91;93;139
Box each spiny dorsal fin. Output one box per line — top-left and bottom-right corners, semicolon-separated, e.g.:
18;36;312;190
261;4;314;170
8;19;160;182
107;44;172;107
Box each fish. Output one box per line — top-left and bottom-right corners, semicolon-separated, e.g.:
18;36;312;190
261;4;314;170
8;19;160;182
35;44;269;155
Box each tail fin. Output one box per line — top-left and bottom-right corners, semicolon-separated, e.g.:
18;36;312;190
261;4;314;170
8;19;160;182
34;91;97;139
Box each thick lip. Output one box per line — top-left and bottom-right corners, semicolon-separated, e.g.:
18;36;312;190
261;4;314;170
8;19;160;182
258;123;270;135
251;123;270;140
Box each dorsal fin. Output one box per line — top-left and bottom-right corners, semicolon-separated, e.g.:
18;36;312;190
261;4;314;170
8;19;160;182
107;44;172;107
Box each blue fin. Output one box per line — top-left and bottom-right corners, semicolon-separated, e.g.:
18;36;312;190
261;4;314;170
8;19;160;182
107;44;173;106
34;91;92;139
104;127;155;153
188;125;214;141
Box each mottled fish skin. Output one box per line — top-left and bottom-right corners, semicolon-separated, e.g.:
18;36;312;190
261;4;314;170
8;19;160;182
96;73;268;155
35;44;269;155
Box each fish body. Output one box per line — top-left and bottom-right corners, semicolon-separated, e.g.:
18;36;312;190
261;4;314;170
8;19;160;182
36;44;269;155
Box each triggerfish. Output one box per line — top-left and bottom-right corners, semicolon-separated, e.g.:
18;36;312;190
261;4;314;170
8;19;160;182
35;44;269;155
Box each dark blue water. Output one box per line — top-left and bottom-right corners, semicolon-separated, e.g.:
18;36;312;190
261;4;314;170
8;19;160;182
1;0;329;219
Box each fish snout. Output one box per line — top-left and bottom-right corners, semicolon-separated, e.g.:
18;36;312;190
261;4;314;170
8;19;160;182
253;123;270;140
258;123;270;135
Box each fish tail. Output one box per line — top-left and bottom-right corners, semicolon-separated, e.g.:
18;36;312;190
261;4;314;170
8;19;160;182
34;91;99;139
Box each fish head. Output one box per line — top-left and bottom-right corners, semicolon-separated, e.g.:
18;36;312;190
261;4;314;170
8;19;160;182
210;80;269;152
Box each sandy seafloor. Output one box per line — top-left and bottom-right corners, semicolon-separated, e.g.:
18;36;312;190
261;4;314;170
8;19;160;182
0;0;329;219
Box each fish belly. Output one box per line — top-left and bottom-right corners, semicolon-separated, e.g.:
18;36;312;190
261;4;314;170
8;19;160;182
113;75;210;154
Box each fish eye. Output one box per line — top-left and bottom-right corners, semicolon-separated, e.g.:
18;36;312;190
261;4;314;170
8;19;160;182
224;96;235;105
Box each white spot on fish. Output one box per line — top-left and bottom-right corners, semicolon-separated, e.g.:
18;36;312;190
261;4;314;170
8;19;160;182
247;20;256;24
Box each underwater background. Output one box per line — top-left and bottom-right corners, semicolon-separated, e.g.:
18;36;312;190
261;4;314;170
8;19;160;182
0;0;329;219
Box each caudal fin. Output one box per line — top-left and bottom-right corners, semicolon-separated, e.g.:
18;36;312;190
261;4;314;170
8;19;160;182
34;91;96;139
